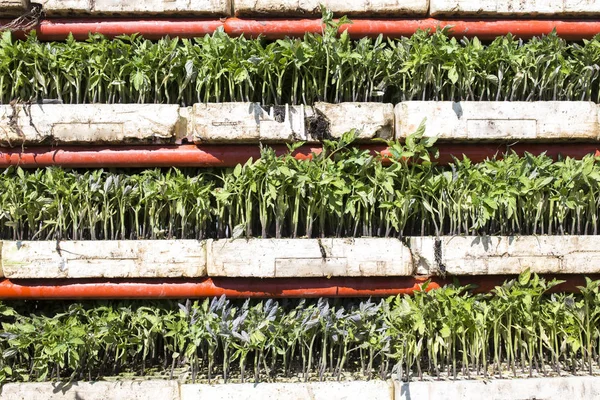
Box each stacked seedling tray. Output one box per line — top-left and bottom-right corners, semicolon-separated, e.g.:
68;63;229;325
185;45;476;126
1;1;600;399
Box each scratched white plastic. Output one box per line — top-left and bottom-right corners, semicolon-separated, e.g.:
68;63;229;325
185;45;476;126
38;0;231;15
206;238;413;277
430;0;600;16
410;236;600;275
1;240;205;278
396;102;599;141
0;104;181;145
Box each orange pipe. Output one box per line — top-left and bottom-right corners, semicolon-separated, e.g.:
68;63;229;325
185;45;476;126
0;143;597;168
0;275;595;299
0;277;434;299
5;18;600;40
226;18;600;40
29;18;224;41
0;144;317;168
223;18;324;38
341;18;600;41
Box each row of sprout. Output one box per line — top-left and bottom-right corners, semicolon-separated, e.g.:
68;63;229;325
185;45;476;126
1;11;599;388
2;18;600;104
1;131;600;240
1;272;599;384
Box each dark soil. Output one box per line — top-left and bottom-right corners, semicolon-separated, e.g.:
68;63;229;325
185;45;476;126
305;108;330;141
271;105;286;123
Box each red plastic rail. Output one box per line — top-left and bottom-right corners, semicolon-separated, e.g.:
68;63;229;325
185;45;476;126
0;275;595;299
0;277;432;299
225;18;600;40
6;18;600;40
0;143;597;168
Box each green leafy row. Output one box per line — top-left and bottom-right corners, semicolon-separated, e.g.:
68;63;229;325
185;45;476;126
2;21;600;105
1;273;599;384
2;134;600;240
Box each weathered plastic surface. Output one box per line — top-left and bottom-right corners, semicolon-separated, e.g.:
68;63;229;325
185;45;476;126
207;238;413;277
0;104;181;145
0;381;180;400
38;0;231;15
181;381;395;400
0;0;29;15
0;377;597;400
396;376;600;400
411;236;600;275
192;102;393;143
311;102;395;141
1;240;206;278
94;0;231;15
234;0;428;16
37;0;90;14
4;236;600;278
191;103;305;143
430;0;600;16
2;102;599;145
396;101;599;141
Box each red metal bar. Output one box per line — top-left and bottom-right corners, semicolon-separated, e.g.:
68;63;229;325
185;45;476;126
0;275;594;299
5;18;600;40
0;143;597;168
